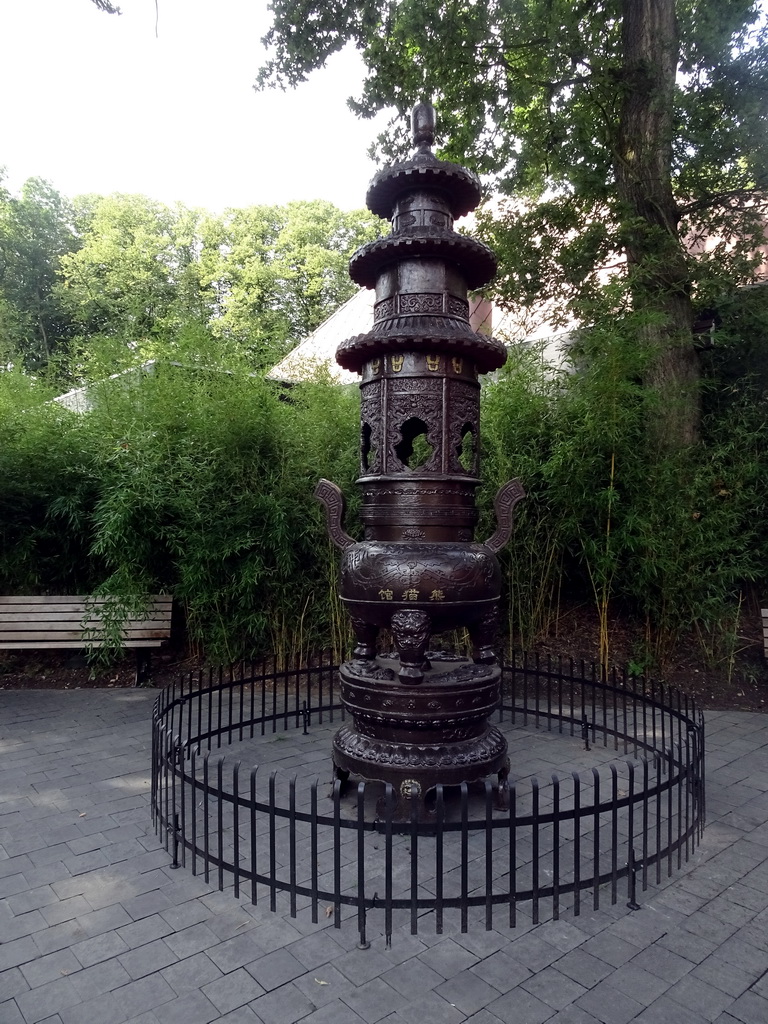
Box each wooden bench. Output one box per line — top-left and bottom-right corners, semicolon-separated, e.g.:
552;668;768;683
0;595;173;685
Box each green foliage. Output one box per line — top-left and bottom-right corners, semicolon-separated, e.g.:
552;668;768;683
0;335;360;665
198;200;382;368
0;290;764;672
258;0;768;446
481;305;768;670
0;177;80;366
0;178;381;378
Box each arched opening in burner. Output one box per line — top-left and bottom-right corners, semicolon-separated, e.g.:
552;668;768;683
395;417;434;469
458;423;476;473
361;422;377;471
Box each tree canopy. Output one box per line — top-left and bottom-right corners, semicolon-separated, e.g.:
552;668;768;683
258;0;768;444
0;179;382;376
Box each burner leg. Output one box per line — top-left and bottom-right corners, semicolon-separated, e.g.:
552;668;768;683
391;609;431;685
331;764;350;798
470;607;499;665
350;616;378;660
496;757;511;810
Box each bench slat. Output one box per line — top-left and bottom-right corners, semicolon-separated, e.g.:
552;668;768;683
0;640;166;649
0;614;172;627
0;628;171;641
0;595;172;605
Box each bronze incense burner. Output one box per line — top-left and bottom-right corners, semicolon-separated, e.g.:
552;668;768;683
316;102;524;817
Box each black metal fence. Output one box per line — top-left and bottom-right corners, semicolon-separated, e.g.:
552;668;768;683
151;655;705;946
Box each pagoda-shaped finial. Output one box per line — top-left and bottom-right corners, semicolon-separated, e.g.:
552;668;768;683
411;100;435;150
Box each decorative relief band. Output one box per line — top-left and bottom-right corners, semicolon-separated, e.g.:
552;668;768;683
374;297;395;321
373;292;471;322
399;293;444;315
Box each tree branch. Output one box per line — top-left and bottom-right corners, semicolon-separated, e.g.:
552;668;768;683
89;0;122;14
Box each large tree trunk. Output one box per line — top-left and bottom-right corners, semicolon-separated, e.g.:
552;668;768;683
615;0;700;447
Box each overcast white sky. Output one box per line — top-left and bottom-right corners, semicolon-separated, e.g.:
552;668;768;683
0;0;390;212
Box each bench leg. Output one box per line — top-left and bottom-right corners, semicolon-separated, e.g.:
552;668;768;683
135;650;152;687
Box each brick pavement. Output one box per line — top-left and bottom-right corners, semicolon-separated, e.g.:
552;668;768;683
1;688;767;1023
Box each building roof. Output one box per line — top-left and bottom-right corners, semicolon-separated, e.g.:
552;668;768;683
267;290;373;386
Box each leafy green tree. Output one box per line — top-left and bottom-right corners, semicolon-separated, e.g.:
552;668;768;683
0;176;80;366
59;193;192;344
258;0;768;446
199;200;382;367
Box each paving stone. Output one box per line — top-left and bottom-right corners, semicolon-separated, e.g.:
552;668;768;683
71;929;130;968
340;975;409;1022
110;974;178;1020
417;938;479;978
712;935;768;978
545;1008;599;1024
0;1000;25;1024
118;938;178;980
628;942;692;983
602;962;669;1007
201;967;265;1013
389;990;466;1024
70;959;132;1000
554;947;615;988
19;949;81;989
654;927;718;965
59;991;130;1024
158;901;211;933
575;982;645;1024
436;973;501;1016
634;994;714;1024
0;937;39;972
292;964;353;1008
15;976;82;1024
7;695;768;1024
680;911;741;945
335;948;400;987
606;909;677;948
116;914;174;949
161;922;218;958
296;999;369;1024
452;928;513;959
498;933;561;973
537;921;588;953
486;987;555;1024
215;1009;262;1024
243;948;305;991
148;988;219;1024
288;930;347;970
206;931;266;973
379;958;446;1000
40;897;92;927
471;949;533;993
0;967;30;1003
3;910;49;943
373;931;429;966
249;982;316;1024
722;990;768;1024
521;966;588;1010
689;956;755;999
160;951;223;995
238;915;304;951
665;973;735;1020
7;886;58;916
